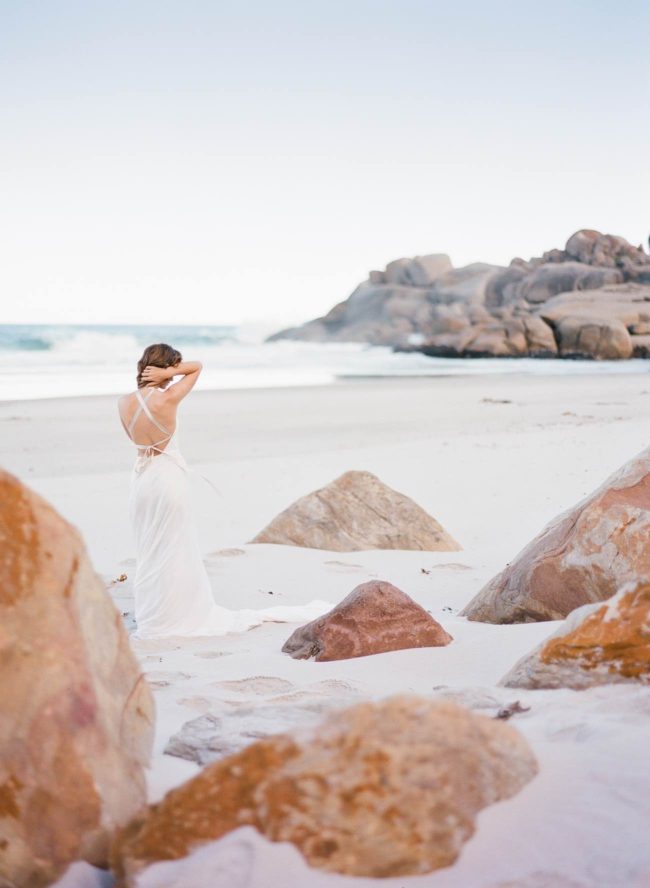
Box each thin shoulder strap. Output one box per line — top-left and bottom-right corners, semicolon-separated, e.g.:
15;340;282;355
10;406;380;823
134;388;171;437
126;392;146;437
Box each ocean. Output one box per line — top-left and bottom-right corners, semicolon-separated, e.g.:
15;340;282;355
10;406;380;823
0;323;647;401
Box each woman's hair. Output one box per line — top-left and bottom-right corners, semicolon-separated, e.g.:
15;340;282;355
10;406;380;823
136;343;182;388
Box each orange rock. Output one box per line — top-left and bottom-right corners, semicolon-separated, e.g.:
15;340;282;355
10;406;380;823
462;446;650;623
502;581;650;689
251;470;461;552
0;469;154;888
112;697;537;883
282;580;453;661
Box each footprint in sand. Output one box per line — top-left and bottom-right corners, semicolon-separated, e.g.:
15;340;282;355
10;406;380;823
177;696;218;713
193;650;235;659
145;670;192;689
208;548;246;558
212;676;295;695
310;678;360;694
271;679;362;705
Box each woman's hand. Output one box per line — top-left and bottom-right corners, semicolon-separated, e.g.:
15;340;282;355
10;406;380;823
141;365;174;386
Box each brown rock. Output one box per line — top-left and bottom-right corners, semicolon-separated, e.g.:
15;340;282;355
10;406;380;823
433;263;501;304
0;470;154;888
251;470;460;552
461;447;650;623
539;282;650;328
384;253;452;286
564;229;649;270
112;696;538;882
514;262;622;305
555;315;633;359
422;315;557;358
501;581;650;689
282;580;453;661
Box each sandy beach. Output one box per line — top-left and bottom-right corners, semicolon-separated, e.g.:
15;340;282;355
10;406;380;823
3;370;650;887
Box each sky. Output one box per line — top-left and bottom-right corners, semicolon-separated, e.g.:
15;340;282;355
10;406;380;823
1;0;649;327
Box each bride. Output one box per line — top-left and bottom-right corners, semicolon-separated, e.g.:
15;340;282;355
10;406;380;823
118;343;327;639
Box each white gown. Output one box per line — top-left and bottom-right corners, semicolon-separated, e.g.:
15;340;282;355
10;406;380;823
122;388;329;640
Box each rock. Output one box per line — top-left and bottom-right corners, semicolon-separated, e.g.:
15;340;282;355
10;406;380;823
555;316;633;359
268;231;650;360
112;697;538;882
268;282;433;347
539;283;650;327
485;264;530;308
421;315;557;359
0;469;154;888
282;580;453;661
432;263;501;304
501;581;650;689
251;470;460;551
384;253;452;286
513;262;622;305
165;692;361;765
564;229;649;270
461;446;650;623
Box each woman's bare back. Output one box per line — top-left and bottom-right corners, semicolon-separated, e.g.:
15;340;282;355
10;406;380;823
118;389;178;453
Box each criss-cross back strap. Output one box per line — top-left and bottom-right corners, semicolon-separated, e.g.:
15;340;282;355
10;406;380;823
121;389;172;448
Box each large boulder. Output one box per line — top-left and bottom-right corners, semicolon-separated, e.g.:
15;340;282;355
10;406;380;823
564;229;650;273
282;580;453;661
501;580;650;689
421;315;557;358
384;253;452;286
112;697;537;882
0;470;154;888
510;262;622;306
251;470;460;551
461;447;650;623
554;315;633;359
539;283;650;327
432;263;501;304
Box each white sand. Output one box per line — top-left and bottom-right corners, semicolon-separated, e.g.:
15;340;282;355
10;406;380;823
3;372;650;888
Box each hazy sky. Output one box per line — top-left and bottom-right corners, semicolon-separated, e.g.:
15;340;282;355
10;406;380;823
1;0;649;327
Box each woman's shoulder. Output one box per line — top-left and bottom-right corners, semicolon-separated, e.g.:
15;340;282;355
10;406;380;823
117;391;138;414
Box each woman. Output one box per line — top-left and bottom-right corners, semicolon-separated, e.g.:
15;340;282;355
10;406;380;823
118;343;327;639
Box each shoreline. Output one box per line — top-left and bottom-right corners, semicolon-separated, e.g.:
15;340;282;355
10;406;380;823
1;358;649;407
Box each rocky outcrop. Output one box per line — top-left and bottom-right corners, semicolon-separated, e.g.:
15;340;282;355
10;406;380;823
501;581;650;689
420;312;558;358
270;230;650;360
112;697;537;882
562;229;650;280
0;469;154;888
461;447;650;623
251;470;460;551
487;261;623;308
282;580;453;661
